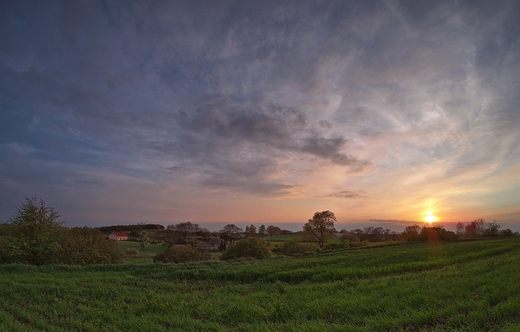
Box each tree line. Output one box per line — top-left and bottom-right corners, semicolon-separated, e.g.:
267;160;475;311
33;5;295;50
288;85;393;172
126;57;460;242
1;199;517;265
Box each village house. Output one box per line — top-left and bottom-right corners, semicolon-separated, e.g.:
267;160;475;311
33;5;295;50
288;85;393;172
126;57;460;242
108;231;129;241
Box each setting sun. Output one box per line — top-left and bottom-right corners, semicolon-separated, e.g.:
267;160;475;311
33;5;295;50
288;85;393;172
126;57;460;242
425;213;437;223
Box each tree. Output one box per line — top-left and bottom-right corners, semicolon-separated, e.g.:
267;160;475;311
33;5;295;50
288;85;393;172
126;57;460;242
139;230;150;250
465;219;486;238
219;224;243;245
167;222;200;239
455;222;465;238
221;237;271;260
401;224;421;242
7;197;64;265
483;220;500;237
266;225;281;237
301;210;336;248
258;224;266;237
245;224;257;237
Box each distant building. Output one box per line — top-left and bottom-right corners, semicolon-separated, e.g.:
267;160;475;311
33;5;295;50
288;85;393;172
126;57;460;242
108;231;129;241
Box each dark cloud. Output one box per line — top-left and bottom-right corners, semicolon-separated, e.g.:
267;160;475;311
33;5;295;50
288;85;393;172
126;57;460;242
1;0;520;224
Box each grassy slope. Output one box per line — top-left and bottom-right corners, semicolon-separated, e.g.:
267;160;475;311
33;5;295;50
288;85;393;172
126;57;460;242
1;238;519;331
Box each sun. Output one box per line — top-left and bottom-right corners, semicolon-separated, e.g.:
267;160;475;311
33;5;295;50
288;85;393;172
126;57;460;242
424;212;436;223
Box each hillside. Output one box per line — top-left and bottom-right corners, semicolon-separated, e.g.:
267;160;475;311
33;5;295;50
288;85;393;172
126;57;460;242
1;238;519;331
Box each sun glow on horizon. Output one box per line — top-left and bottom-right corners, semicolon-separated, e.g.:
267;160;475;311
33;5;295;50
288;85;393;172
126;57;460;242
425;212;437;223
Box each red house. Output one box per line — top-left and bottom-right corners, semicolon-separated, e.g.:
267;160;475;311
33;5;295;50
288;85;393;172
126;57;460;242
108;231;128;241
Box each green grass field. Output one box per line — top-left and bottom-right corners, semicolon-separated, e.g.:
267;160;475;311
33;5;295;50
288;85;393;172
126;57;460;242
1;238;520;331
117;241;167;264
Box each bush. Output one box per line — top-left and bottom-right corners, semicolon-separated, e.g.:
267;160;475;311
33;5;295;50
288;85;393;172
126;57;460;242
56;227;122;265
221;237;271;261
154;246;211;264
7;197;63;265
323;241;348;250
273;240;317;256
125;248;140;256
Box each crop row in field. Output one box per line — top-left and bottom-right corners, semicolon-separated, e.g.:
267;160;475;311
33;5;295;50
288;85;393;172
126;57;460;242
1;238;519;331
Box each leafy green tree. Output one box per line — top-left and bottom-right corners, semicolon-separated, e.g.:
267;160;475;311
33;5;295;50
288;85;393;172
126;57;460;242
221;237;271;260
139;230;150;250
7;197;64;265
57;227;121;265
301;210;336;248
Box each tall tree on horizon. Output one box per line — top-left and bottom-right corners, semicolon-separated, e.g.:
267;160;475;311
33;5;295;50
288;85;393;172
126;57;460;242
301;210;336;248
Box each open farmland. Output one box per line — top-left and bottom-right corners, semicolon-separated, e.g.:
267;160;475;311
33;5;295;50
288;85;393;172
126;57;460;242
1;238;520;331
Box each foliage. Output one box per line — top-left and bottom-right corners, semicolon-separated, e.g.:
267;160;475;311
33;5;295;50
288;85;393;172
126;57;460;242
219;224;243;245
153;245;211;264
166;222;201;239
273;239;317;256
124;248;140;256
56;227;122;265
456;219;511;240
401;224;421;242
3;198;121;265
6;197;64;265
348;226;399;242
301;210;336;248
258;224;266;237
1;239;520;331
266;225;282;237
221;237;271;260
244;224;257;237
96;223;165;233
139;230;150;250
483;220;501;237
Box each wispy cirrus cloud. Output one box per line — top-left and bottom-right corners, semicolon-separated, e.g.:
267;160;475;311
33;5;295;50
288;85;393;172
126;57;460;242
1;0;520;228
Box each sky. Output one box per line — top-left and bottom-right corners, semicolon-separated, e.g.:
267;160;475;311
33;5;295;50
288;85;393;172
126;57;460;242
1;0;520;231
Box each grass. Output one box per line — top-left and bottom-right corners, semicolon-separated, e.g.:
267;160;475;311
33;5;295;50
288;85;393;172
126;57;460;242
264;234;300;242
1;238;520;331
117;241;167;264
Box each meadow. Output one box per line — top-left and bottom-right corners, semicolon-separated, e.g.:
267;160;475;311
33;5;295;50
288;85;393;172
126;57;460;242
1;238;519;331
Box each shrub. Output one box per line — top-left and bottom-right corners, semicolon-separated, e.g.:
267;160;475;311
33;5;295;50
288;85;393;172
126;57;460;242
57;227;122;265
154;246;211;264
125;248;140;256
323;241;347;250
273;240;317;256
221;237;271;261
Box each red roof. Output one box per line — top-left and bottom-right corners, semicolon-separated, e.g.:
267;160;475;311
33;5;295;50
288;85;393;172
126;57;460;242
112;231;128;237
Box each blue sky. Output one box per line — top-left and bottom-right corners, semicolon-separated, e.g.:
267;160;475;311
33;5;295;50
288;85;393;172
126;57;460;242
1;0;519;231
